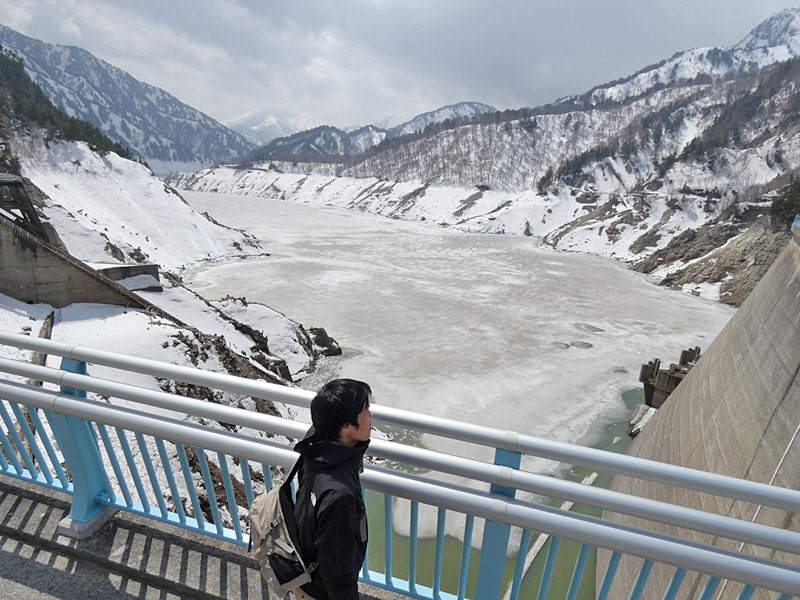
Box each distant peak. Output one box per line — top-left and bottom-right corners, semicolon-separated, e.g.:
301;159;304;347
734;7;800;51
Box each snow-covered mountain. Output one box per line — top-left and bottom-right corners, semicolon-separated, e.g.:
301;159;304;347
0;24;255;174
251;124;387;161
171;9;800;307
226;109;301;147
386;101;497;138
571;7;800;106
248;102;498;161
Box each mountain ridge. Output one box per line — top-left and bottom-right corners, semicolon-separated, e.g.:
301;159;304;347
246;101;498;161
0;24;255;174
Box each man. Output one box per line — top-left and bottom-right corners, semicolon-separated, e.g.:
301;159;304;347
293;379;373;600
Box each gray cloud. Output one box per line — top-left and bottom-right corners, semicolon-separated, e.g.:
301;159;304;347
0;0;795;128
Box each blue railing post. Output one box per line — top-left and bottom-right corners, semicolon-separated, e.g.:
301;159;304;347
46;358;116;537
475;447;522;600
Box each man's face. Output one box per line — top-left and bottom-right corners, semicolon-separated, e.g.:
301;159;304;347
340;403;373;446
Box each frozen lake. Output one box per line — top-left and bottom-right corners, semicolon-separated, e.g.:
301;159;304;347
184;191;734;466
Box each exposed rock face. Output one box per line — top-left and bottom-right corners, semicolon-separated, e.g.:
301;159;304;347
633;207;792;306
308;327;343;356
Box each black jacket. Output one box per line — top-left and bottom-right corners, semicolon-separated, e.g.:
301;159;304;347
294;428;369;600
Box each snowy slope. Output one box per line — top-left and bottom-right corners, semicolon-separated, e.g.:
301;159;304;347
6;132;328;383
12;136;263;271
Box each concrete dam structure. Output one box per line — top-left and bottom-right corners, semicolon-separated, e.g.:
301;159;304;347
0;216;149;309
604;222;800;599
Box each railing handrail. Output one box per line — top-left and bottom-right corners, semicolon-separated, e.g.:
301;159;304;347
2;330;800;514
1;378;800;595
3;330;800;514
4;355;800;556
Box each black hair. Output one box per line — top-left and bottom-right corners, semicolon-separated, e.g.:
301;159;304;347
311;378;372;441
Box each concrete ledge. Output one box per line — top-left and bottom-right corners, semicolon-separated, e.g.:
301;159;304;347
0;476;400;599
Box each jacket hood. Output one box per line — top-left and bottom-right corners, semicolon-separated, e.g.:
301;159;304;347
294;426;369;471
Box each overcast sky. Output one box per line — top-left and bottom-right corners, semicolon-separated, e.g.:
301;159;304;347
1;1;796;129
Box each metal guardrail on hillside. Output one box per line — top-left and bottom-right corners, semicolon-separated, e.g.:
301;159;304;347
0;331;799;599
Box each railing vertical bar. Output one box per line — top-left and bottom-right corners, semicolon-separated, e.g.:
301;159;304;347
115;426;149;510
509;528;532;600
735;586;756;600
96;423;132;507
0;426;11;471
87;421;117;502
196;448;224;536
176;443;204;528
135;432;168;517
566;543;592;600
628;559;654;600
217;452;243;542
8;402;52;483
155;438;186;524
409;500;418;594
26;407;68;487
240;458;254;507
261;463;273;489
537;535;561;600
384;493;393;585
596;551;622;600
661;567;686;600
696;576;721;600
0;400;37;475
361;489;369;579
457;514;475;600
0;419;23;474
433;507;447;599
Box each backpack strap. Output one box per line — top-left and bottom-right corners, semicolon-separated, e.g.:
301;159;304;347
283;455;303;489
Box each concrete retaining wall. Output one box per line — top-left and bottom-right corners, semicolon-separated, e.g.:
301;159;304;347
601;239;800;599
0;218;147;309
95;263;160;282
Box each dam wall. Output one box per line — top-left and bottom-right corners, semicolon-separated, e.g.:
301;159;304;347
602;230;800;599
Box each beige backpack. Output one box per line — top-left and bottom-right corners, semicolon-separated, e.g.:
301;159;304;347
249;457;317;598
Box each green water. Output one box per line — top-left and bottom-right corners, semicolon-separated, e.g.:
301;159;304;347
365;388;643;599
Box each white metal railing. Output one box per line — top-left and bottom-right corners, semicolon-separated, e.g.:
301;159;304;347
1;331;800;599
2;331;797;512
2;355;800;557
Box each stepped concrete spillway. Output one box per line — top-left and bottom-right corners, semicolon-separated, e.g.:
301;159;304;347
603;225;800;599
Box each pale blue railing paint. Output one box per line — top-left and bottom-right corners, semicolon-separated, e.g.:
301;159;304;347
628;559;654;600
385;493;393;584
566;543;591;600
476;447;522;599
661;567;686;600
508;528;532;600
0;350;799;600
538;535;561;600
433;506;447;598
596;550;622;600
409;500;419;594
698;576;722;600
736;585;756;600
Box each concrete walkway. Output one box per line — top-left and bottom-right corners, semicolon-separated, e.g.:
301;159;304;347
0;477;403;600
